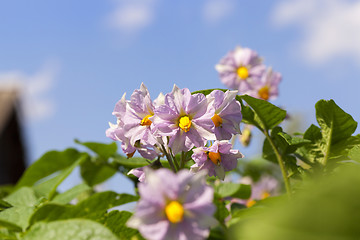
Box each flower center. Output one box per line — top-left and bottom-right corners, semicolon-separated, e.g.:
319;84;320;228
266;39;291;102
246;199;256;208
237;66;249;79
165;201;184;224
140;115;153;126
178;116;192;132
258;86;270;100
208;151;221;165
211;113;223;127
261;191;270;200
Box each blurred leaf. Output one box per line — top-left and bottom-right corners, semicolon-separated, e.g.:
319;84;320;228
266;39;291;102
33;156;86;200
0;199;12;211
15;148;82;189
233;165;360;240
0;187;40;230
75;140;117;160
80;158;117;186
0;206;35;231
0;228;18;239
113;154;149;169
208;226;227;240
0;185;13;199
103;210;144;240
216;183;251;199
213;194;229;225
30;191;138;224
23;219;119;240
349;145;360;162
240;95;286;131
0;218;22;232
4;187;38;207
52;183;91;204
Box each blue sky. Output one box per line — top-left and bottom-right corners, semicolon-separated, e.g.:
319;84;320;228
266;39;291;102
1;0;360;192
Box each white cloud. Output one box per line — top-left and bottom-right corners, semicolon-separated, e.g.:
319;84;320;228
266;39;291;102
272;0;360;64
107;0;158;35
202;0;235;24
0;62;59;122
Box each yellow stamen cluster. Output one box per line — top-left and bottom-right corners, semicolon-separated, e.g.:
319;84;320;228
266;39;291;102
246;199;256;208
165;201;184;224
208;151;221;166
211;114;223;127
179;116;192;132
237;66;249;80
258;86;270;100
140;115;153;126
261;191;270;200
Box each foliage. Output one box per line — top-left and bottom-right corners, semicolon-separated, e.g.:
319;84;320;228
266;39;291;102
1;46;360;239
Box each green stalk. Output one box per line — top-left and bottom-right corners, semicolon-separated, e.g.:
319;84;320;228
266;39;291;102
171;151;180;170
180;151;185;169
161;145;177;172
264;130;292;198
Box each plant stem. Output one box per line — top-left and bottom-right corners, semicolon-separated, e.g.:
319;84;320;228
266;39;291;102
264;130;292;198
180;151;185;169
161;145;177;172
172;151;180;170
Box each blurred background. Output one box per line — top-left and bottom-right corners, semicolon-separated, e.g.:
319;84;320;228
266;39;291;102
1;0;359;192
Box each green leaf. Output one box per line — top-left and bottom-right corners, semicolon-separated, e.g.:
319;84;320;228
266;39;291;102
0;228;18;239
277;132;311;148
113;154;149;169
213;194;229;225
75;139;118;160
51;183;91;204
0;187;40;230
103;211;144;240
349;145;360;162
216;182;251;199
0;199;12;211
4;187;38;207
240;95;286;130
23;219;119;240
0;185;13;199
80;158;117;186
191;88;227;96
297;100;359;167
316;100;357;144
15;148;82;189
315;99;358;165
232;165;360;240
0;206;35;231
33;155;87;200
30;191;138;224
0;218;22;232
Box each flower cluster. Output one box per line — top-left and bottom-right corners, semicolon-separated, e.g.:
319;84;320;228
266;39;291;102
106;45;283;240
215;46;281;101
107;83;244;180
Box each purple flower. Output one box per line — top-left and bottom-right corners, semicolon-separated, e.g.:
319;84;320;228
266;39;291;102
106;83;161;160
247;67;282;101
128;167;146;182
153;85;215;154
207;90;242;140
191;140;244;180
215;46;266;93
122;83;158;146
127;169;216;240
